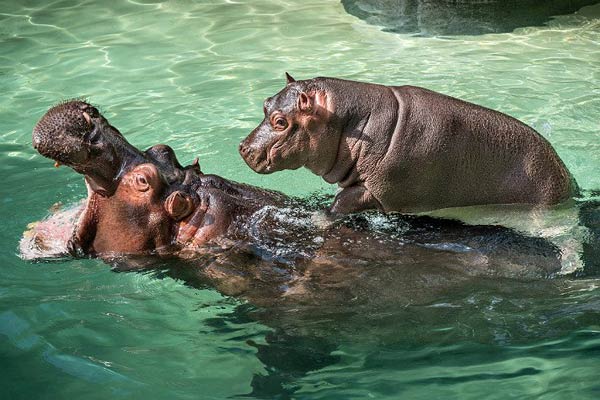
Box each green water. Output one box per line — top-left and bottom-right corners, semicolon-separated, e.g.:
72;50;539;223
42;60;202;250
1;1;600;398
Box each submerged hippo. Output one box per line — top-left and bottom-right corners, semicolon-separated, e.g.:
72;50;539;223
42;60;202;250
23;100;566;302
239;74;578;214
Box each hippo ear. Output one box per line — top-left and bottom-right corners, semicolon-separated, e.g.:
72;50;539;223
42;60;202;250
297;92;313;112
285;72;295;84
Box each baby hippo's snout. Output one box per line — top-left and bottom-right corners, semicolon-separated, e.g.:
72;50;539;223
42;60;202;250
239;130;271;173
238;140;254;160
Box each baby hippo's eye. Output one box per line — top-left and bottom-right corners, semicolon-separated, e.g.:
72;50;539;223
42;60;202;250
272;116;288;130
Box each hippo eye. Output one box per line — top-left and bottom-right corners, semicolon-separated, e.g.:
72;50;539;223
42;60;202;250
272;116;288;131
134;174;150;192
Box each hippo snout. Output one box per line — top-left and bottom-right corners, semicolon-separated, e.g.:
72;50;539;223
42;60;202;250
32;100;133;198
32;134;42;151
238;140;253;158
239;140;264;172
32;100;100;164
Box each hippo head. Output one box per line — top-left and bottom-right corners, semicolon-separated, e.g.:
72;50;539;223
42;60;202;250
239;73;340;176
29;101;285;257
83;162;256;255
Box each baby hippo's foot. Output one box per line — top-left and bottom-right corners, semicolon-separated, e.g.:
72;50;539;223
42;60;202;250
311;209;341;230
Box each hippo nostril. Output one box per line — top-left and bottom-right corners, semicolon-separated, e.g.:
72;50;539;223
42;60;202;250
239;143;252;157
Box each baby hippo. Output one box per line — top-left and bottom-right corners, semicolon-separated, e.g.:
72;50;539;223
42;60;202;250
240;74;578;214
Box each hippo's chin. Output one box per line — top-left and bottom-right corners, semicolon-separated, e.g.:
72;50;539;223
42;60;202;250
245;157;271;174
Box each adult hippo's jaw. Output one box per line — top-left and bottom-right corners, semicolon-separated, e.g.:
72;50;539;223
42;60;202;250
32;101;146;197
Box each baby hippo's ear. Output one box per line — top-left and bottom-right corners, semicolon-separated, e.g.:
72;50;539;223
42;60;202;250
297;92;313;113
285;72;295;84
164;190;195;221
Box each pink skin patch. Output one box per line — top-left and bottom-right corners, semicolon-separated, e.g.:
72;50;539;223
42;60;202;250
19;202;85;260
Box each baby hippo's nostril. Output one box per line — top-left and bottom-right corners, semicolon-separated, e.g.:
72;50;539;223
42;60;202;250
239;143;252;157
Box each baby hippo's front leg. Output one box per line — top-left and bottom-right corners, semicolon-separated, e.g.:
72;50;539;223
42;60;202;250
330;185;382;215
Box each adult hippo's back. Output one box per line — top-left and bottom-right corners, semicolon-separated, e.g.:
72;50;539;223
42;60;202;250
239;75;578;214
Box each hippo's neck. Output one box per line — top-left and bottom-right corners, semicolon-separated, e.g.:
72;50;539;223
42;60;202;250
310;78;390;187
319;115;368;187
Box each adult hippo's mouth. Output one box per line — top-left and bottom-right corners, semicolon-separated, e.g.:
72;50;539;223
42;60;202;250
27;100;286;257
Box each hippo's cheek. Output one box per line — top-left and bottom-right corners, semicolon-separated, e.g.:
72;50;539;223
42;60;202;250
268;137;307;171
265;142;282;171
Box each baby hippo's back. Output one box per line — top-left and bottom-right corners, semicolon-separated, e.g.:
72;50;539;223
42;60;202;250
368;85;577;212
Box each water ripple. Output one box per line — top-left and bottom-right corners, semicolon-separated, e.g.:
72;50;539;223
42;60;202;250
1;1;599;398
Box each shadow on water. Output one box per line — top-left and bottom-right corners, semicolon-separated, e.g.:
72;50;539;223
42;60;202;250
108;199;600;399
341;0;600;35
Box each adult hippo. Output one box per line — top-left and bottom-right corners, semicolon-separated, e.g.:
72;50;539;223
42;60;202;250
239;75;578;214
22;100;566;302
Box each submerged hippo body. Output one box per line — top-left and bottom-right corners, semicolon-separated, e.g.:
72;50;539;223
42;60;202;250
240;75;578;214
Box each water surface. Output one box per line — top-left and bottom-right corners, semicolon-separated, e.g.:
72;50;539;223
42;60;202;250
1;1;599;399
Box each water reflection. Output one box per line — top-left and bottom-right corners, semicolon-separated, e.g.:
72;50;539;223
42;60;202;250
341;0;599;35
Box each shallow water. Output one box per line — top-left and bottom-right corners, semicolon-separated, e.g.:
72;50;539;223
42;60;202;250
1;1;600;399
